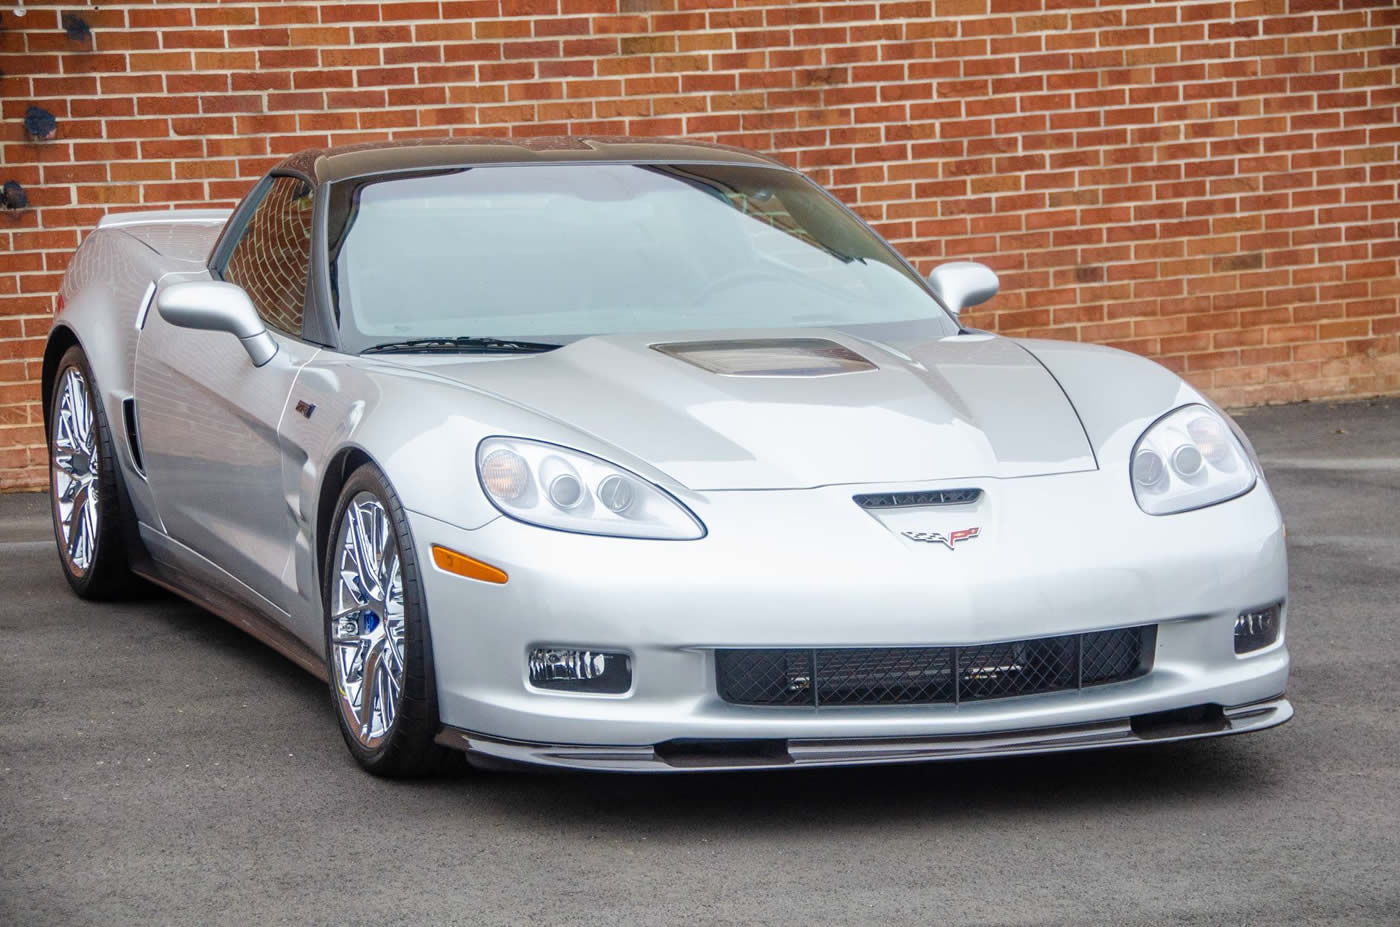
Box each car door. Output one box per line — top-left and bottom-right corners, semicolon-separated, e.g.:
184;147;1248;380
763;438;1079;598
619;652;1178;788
133;174;321;615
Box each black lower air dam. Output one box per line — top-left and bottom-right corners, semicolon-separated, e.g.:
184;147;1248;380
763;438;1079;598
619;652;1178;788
1130;704;1229;740
653;738;793;768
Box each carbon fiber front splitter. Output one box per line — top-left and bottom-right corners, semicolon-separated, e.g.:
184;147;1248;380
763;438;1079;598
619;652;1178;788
434;695;1292;773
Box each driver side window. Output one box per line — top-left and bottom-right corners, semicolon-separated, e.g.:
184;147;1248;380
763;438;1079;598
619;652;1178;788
223;175;314;336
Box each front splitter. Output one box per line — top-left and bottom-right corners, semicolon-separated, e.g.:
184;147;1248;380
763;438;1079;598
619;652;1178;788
434;696;1292;773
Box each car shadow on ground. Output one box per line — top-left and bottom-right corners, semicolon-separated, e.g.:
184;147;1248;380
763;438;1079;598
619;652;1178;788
436;736;1272;834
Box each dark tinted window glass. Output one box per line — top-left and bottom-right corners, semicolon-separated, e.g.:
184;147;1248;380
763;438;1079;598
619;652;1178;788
224;175;314;335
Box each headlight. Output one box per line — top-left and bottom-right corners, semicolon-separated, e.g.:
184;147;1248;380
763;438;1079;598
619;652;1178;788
476;437;705;539
1131;405;1257;515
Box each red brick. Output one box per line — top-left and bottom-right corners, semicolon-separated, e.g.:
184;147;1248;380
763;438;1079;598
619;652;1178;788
0;0;1397;485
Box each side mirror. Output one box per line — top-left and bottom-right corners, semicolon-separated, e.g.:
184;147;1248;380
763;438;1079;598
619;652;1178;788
927;261;999;319
156;281;278;367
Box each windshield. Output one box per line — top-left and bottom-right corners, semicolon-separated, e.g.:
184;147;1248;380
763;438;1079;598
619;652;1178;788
327;162;957;352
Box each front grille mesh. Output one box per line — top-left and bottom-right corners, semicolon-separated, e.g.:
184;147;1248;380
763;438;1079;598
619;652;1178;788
715;626;1155;707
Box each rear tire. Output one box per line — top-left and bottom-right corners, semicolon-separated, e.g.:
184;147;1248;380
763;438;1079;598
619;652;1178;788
323;463;458;777
48;345;132;600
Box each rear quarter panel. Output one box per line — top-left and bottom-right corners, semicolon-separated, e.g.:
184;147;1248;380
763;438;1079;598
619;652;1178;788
48;219;224;529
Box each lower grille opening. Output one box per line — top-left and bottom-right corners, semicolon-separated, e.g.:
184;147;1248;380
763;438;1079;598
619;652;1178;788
654;738;792;768
1130;703;1228;740
716;626;1156;708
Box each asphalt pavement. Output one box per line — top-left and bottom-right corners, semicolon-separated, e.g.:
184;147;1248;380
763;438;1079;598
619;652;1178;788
1;397;1397;926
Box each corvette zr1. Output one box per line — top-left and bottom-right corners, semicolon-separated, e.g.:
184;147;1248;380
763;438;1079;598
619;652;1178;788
43;137;1290;775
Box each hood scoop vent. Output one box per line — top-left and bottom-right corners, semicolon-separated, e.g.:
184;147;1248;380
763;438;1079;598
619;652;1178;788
651;338;876;377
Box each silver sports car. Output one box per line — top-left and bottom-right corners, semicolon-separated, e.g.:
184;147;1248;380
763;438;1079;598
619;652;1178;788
45;137;1290;776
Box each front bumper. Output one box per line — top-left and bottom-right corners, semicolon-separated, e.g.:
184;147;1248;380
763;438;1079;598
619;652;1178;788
408;469;1290;766
436;697;1292;772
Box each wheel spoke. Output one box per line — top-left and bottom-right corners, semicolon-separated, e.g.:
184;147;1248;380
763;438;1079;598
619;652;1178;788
382;626;404;674
333;636;366;681
64;374;86;452
57;469;82;504
358;637;384;734
54;410;77;453
66;483;89;562
379;548;399;602
347;507;379;601
78;501;96;569
376;514;396;585
74;381;94;455
62;373;80;433
378;660;400;729
352;504;382;598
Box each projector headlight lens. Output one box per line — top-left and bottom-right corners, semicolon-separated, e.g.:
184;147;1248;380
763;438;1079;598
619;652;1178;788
1132;449;1165;488
1131;405;1257;515
1171;444;1204;479
596;474;636;513
477;437;704;539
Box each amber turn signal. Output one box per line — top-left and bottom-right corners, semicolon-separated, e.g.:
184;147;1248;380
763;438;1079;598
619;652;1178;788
431;545;508;584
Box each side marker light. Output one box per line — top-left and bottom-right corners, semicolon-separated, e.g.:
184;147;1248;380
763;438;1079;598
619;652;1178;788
431;545;508;584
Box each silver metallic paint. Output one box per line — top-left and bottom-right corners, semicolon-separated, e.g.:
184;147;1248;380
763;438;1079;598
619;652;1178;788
47;202;1291;772
134;310;319;615
375;331;1098;490
155;281;280;367
926;261;1000;318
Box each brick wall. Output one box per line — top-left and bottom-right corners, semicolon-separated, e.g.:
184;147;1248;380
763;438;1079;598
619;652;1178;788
2;0;1398;490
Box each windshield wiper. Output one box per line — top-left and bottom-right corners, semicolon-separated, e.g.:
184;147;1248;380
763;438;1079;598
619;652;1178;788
361;336;562;355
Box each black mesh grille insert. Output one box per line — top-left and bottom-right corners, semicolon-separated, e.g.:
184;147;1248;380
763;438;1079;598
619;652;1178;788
716;626;1156;707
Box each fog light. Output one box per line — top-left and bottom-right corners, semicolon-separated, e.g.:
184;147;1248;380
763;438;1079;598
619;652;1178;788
1235;603;1282;654
528;648;631;694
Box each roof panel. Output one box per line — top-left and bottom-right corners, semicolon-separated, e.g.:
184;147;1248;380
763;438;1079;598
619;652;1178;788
275;136;790;184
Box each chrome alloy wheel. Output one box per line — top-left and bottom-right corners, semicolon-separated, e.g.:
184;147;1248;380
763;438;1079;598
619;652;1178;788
51;366;100;574
331;492;407;749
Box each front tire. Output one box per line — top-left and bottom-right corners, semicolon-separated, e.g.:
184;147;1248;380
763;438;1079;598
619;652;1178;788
48;345;131;599
323;464;455;777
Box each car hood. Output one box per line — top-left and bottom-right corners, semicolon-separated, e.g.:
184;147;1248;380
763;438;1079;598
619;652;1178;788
385;329;1096;490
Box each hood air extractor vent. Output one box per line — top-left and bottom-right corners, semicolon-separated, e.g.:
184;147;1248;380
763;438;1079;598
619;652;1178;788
853;488;982;509
651;338;876;377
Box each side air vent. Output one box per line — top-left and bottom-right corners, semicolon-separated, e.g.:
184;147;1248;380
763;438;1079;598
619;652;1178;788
121;397;145;476
853;488;982;509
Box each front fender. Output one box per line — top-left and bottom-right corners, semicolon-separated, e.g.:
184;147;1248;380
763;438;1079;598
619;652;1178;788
1016;338;1205;471
280;351;719;651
